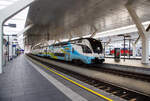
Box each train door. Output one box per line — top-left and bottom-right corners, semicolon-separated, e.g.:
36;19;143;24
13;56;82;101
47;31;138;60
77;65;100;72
64;46;71;61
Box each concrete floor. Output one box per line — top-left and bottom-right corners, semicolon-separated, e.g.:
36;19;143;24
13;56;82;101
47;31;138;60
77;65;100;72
0;55;71;101
0;55;123;101
104;58;150;68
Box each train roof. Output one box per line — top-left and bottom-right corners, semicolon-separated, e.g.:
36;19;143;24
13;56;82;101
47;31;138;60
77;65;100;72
51;38;99;46
69;38;97;42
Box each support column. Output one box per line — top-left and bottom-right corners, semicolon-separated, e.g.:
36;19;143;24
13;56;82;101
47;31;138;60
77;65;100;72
8;36;9;61
141;34;149;63
125;2;149;64
0;22;3;74
125;4;145;38
0;0;35;74
132;43;136;58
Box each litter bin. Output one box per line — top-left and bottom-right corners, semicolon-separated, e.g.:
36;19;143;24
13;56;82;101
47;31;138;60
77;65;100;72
114;48;120;62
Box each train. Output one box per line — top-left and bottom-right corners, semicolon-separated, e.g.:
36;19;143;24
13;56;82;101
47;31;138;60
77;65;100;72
32;38;105;64
110;48;133;56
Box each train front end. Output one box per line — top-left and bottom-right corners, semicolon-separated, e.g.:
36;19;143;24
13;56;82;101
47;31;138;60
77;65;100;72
87;38;105;64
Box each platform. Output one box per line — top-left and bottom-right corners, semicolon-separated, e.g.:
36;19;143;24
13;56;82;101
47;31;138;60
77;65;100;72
104;58;150;68
0;55;125;101
102;58;150;76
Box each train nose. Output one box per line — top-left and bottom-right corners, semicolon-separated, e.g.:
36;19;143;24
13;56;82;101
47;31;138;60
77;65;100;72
91;57;99;63
91;56;105;64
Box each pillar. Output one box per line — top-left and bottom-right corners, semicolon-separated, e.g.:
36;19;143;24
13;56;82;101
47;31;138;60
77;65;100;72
141;34;149;63
125;2;149;64
132;43;136;58
0;22;3;73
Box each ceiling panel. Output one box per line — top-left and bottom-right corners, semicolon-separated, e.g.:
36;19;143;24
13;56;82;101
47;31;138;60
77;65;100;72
25;0;150;46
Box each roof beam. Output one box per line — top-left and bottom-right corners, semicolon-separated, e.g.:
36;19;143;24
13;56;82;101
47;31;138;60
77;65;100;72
125;3;146;38
18;24;34;37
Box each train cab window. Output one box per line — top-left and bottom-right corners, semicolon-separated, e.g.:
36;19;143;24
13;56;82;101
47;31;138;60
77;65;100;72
78;40;82;43
88;38;103;53
82;45;92;53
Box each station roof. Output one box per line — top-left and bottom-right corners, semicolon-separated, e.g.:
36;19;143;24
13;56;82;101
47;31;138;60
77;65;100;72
25;0;150;46
0;0;29;49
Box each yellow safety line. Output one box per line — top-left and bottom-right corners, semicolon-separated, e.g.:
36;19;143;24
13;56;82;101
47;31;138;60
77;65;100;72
28;56;113;101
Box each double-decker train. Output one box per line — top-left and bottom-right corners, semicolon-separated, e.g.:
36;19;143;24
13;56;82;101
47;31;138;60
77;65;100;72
32;38;105;64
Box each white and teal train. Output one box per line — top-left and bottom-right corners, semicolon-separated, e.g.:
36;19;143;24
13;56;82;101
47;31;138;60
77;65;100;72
32;38;105;64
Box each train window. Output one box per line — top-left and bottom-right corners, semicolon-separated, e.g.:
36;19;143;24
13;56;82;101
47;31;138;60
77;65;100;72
54;53;65;57
81;45;92;53
78;40;82;43
88;38;103;53
44;50;47;52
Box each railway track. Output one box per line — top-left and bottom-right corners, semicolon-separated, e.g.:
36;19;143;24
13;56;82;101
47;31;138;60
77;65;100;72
27;54;150;101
